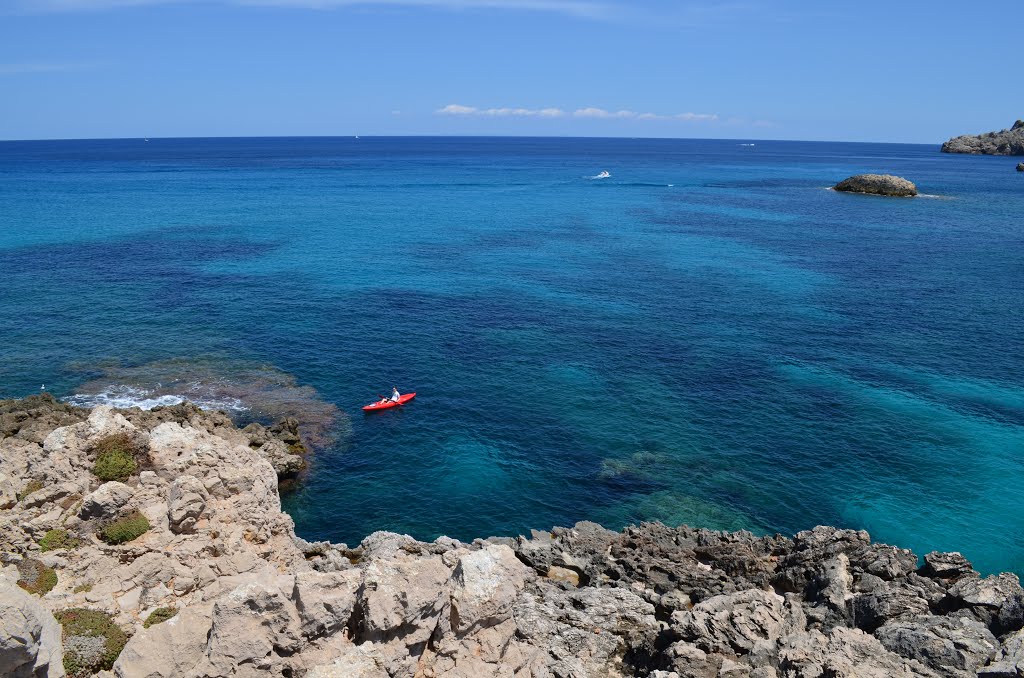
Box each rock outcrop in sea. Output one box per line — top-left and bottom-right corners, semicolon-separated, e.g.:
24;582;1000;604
833;174;918;197
3;394;1024;677
941;120;1024;155
1016;162;1024;172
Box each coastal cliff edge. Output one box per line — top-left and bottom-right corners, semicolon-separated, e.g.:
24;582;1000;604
2;394;1022;677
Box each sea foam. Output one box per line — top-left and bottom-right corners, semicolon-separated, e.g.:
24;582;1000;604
65;384;248;412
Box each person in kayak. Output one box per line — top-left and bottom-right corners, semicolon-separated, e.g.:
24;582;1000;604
390;386;401;402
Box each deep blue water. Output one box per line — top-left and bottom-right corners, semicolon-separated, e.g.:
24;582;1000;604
2;137;1022;575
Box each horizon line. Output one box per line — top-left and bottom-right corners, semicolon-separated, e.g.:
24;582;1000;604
0;133;944;146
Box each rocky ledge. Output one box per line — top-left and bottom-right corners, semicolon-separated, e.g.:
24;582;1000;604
942;120;1024;155
3;395;1024;678
833;174;918;197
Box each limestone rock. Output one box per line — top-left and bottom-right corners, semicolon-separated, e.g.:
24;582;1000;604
21;482;77;510
874;615;998;675
195;574;303;676
673;588;802;656
980;627;1024;677
113;604;214;678
850;582;930;632
254;438;304;477
354;531;418;563
304;642;389;678
0;393;86;444
1016;162;1024;171
515;521;616;584
0;472;17;509
166;475;207;534
242;418;308;479
0;577;65;678
922;551;975;581
353;556;450;641
950;572;1024;632
777;626;936;677
449;544;532;635
514;582;659;676
293;570;360;640
79;481;133;520
833;174;918;197
805;553;853;627
546;564;580;587
951;572;1021;607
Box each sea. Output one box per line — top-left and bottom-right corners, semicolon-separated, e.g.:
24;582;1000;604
1;136;1022;575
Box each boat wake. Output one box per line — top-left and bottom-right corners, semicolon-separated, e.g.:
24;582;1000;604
590;170;611;179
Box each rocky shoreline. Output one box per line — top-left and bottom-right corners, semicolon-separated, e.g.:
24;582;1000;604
3;394;1024;677
941;120;1024;155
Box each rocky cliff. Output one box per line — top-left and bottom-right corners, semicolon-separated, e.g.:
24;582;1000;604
941;120;1024;155
2;394;1024;677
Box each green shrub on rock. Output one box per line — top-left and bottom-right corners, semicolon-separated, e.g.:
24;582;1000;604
93;449;136;482
143;606;177;628
17;479;43;502
99;511;150;545
17;558;57;595
39;528;81;552
56;608;129;677
91;432;148;482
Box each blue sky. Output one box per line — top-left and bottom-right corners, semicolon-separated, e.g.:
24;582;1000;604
0;0;1018;142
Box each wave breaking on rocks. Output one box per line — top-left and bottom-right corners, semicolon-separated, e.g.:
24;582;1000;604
2;394;1024;677
64;358;347;451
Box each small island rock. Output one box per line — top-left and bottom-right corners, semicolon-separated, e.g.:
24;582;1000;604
1017;162;1024;172
834;174;917;197
942;120;1024;155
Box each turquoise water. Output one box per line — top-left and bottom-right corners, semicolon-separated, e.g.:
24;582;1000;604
1;137;1022;574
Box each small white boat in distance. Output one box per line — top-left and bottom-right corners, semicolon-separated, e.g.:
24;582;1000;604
592;170;611;179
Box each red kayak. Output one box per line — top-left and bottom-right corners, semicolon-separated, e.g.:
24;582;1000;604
362;392;416;412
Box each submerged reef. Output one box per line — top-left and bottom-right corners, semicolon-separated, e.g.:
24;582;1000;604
2;394;1024;677
942;120;1024;155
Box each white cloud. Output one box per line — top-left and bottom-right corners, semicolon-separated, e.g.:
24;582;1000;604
439;104;719;122
573;107;637;119
573;107;717;121
437;104;566;117
437;104;479;115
